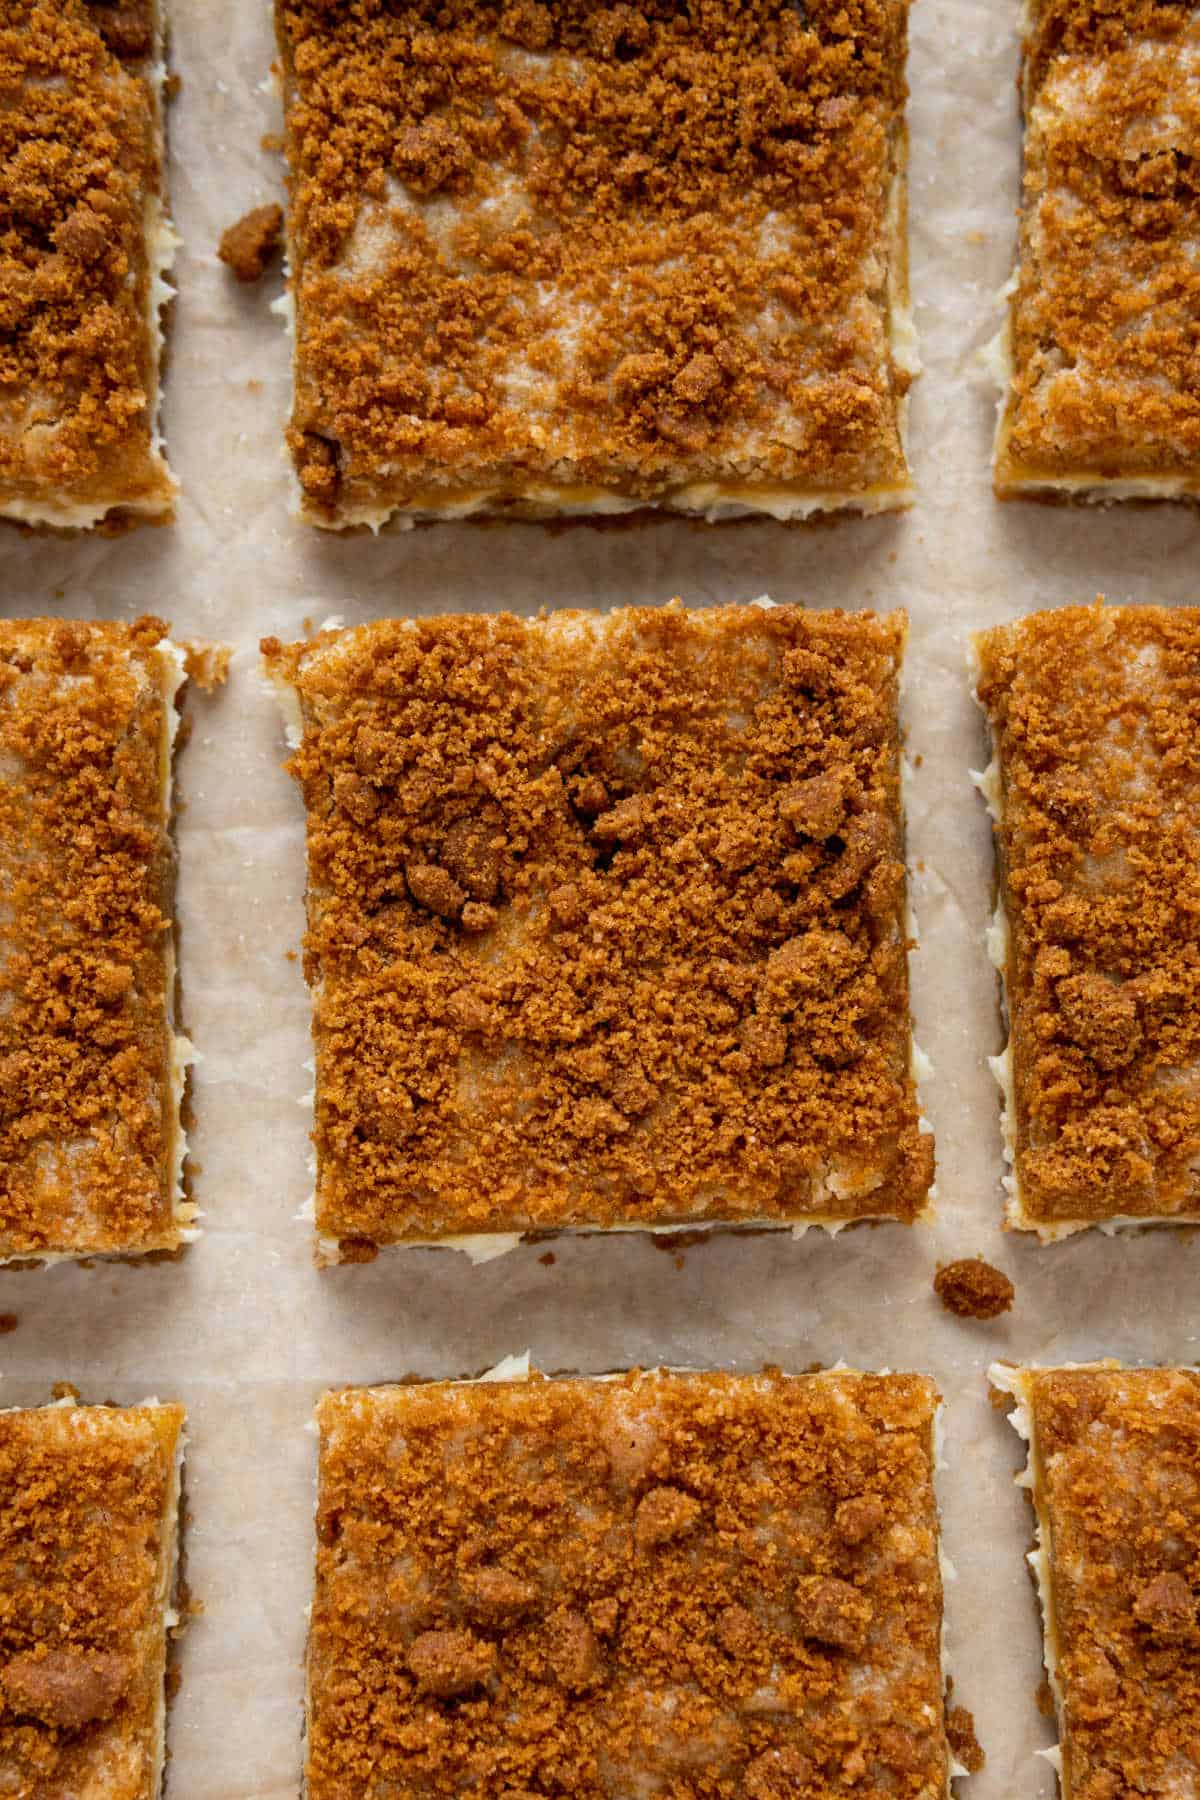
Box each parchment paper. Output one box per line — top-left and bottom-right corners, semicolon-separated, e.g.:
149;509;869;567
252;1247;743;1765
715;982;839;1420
2;3;1200;1794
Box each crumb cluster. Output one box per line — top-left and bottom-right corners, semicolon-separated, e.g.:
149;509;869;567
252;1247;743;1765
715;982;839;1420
218;204;283;283
308;1368;952;1800
0;1402;183;1798
934;1258;1014;1320
0;617;190;1259
274;0;914;526
0;1;175;525
1013;1366;1200;1800
975;605;1200;1228
997;1;1200;496
264;604;931;1256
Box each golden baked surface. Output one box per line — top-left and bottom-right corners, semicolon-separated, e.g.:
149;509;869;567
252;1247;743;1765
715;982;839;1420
0;1402;183;1800
975;605;1200;1229
1016;1366;1200;1800
308;1369;950;1800
997;1;1200;496
274;0;914;527
0;618;188;1260
0;1;174;527
264;604;931;1255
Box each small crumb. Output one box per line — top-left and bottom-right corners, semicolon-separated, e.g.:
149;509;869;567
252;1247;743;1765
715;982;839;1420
261;131;284;153
0;1315;18;1335
538;1250;555;1266
1036;1677;1056;1717
51;1382;80;1402
934;1258;1014;1321
183;640;232;691
218;203;284;282
946;1703;985;1773
674;1253;685;1270
286;949;298;963
165;71;181;99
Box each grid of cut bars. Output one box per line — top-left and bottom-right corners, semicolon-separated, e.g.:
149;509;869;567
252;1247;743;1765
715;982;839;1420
263;603;932;1260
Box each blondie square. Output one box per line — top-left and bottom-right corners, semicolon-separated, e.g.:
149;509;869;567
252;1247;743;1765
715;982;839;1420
308;1365;954;1800
0;2;177;526
0;617;195;1261
995;1;1200;500
263;603;931;1261
274;0;916;529
993;1363;1200;1800
0;1400;186;1799
973;604;1200;1236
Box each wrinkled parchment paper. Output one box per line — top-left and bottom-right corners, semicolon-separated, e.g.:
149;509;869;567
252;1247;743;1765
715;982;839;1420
2;3;1200;1794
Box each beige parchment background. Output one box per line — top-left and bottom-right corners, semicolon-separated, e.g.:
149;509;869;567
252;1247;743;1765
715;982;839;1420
2;2;1200;1794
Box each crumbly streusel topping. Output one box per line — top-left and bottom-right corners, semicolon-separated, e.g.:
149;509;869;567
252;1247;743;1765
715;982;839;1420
976;604;1200;1224
998;1;1200;490
275;0;913;524
309;1369;951;1800
264;604;931;1253
0;617;185;1257
0;1403;183;1800
0;1;173;522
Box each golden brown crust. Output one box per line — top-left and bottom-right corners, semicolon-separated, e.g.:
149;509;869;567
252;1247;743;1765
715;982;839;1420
0;1402;184;1799
263;604;931;1255
274;0;914;527
308;1368;951;1800
0;617;190;1259
997;2;1200;497
975;604;1200;1228
0;1;175;526
1018;1367;1200;1800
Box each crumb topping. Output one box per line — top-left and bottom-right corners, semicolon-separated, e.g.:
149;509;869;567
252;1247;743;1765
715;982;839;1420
218;203;284;283
975;604;1200;1224
0;2;174;523
0;1403;183;1799
998;1;1200;490
263;604;931;1252
933;1259;1014;1320
274;0;913;524
0;617;188;1258
1022;1367;1200;1799
308;1368;951;1800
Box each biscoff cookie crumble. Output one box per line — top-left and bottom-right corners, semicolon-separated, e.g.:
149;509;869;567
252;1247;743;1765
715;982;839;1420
993;1364;1200;1800
308;1367;957;1800
263;603;932;1261
974;604;1200;1236
0;1401;185;1800
996;2;1200;501
0;1;176;528
0;617;195;1261
274;0;916;529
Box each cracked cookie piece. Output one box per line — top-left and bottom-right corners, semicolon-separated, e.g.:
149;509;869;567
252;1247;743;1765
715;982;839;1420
994;2;1200;502
273;0;917;529
0;2;177;527
307;1365;957;1800
263;602;931;1262
992;1364;1200;1800
973;604;1200;1237
0;1400;186;1798
0;618;195;1261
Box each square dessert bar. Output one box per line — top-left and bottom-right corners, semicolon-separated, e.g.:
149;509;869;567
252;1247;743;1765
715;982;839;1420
974;604;1200;1237
274;0;916;529
263;603;932;1262
0;1401;186;1799
995;2;1200;500
0;1;176;527
308;1366;955;1800
993;1364;1200;1800
0;617;194;1261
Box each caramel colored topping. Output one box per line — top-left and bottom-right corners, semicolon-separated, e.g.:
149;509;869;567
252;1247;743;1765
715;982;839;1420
218;203;284;283
0;2;174;524
274;1;914;526
0;618;189;1259
975;604;1200;1226
264;603;931;1255
307;1369;951;1800
1017;1367;1200;1799
0;1402;183;1798
997;2;1200;494
933;1258;1015;1320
